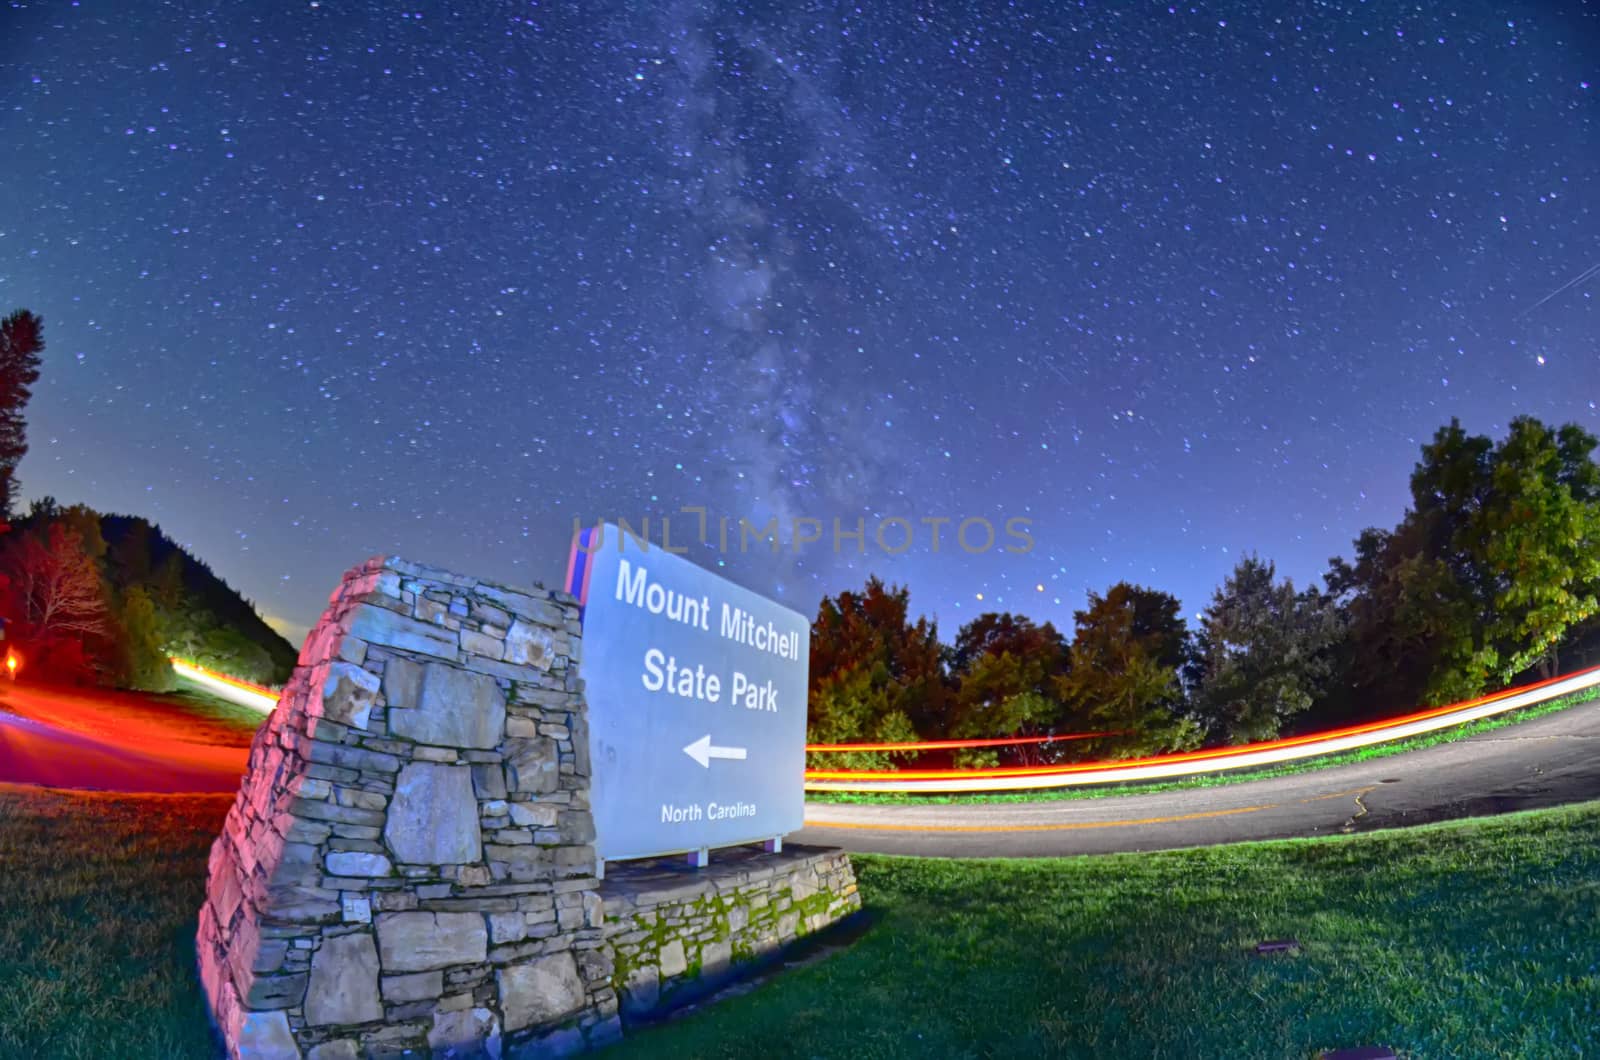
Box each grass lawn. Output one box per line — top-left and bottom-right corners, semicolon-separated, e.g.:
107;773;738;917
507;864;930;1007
626;803;1600;1059
0;787;231;1059
810;684;1600;806
3;786;1598;1059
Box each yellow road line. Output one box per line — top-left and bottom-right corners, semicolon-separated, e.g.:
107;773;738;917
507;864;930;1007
801;802;1277;834
1299;786;1377;804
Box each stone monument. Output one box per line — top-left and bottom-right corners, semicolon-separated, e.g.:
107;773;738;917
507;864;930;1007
197;555;859;1058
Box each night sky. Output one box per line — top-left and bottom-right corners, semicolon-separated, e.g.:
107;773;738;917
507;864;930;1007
4;2;1597;645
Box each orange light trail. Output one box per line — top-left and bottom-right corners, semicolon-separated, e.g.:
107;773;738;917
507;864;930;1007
169;658;280;713
804;663;1600;792
162;657;1600;794
806;731;1120;753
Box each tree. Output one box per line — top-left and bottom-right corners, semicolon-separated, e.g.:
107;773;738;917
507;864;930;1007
1475;419;1600;680
196;627;274;683
1190;556;1344;744
805;664;919;772
107;516;154;584
944;613;1069;764
1056;583;1201;758
805;577;947;767
151;550;187;611
1329;417;1600;710
0;521;114;680
0;311;45;519
50;503;109;562
119;585;174;691
1324;524;1466;718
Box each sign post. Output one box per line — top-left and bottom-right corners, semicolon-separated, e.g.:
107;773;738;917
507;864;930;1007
566;523;811;868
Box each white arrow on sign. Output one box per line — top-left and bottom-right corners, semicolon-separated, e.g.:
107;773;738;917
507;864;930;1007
683;734;748;769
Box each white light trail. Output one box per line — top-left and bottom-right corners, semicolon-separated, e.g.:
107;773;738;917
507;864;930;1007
804;666;1600;794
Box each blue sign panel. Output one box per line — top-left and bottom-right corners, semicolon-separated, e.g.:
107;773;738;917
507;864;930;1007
566;524;810;863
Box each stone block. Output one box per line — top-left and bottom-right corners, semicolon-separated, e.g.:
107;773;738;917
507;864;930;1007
659;938;687;978
292;797;386;828
620;964;659;1017
489;912;528;944
460;629;505;660
474;584;554;621
381;970;444;1003
326;850;393;877
503;737;559;794
348;603;459;660
702;939;732;978
305;932;383;1027
472;763;507;800
428;1007;500;1056
507;802;558;829
243;971;308;1009
384;763;483;865
504;620;554;669
304;740;401;775
317;661;381;730
413;745;458;763
376;912;488;972
261;883;342;924
416;595;449;625
470;601;511;627
574;947;613;983
389;663;506;749
556;811;594;845
485;843;552;882
236;1009;301;1059
497;951;586;1032
382;656;422;710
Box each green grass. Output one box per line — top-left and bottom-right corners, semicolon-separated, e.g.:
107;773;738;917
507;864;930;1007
163;682;275;733
3;786;1598;1058
0;788;231;1059
623;802;1600;1059
809;684;1600;806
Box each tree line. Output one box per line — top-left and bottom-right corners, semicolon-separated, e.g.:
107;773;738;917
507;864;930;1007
0;310;296;688
805;416;1600;769
0;499;299;688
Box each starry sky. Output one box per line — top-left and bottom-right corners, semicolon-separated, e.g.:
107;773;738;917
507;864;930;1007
3;1;1597;645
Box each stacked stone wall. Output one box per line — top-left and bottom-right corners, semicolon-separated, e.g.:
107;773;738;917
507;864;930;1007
601;847;859;1019
197;557;616;1058
198;555;861;1059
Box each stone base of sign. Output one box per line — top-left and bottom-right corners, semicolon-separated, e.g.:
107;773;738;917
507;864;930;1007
599;844;861;1020
197;555;860;1059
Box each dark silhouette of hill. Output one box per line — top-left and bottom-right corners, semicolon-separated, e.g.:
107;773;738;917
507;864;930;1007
96;513;297;686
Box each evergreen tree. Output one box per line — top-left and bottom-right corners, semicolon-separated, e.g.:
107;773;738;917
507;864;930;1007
0;311;45;519
1191;556;1344;744
1057;583;1201;758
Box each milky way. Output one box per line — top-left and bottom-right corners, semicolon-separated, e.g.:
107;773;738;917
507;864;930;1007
3;1;1597;641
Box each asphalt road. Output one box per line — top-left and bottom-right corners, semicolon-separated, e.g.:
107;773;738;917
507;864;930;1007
795;693;1600;857
4;680;1598;856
